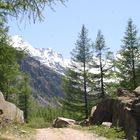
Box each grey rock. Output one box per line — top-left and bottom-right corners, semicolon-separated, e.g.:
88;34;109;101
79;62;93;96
53;117;76;128
102;122;112;128
0;92;24;124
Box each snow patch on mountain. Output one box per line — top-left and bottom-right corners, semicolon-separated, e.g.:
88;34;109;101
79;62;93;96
10;35;69;74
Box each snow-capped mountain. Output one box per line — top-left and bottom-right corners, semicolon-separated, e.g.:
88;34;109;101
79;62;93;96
10;35;69;74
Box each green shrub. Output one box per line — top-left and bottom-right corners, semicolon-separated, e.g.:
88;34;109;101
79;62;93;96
90;125;125;139
72;125;126;139
27;117;51;128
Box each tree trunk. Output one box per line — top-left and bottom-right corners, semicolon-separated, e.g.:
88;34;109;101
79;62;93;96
5;81;9;101
84;61;88;119
131;48;136;90
100;65;104;97
24;94;28;122
99;52;104;97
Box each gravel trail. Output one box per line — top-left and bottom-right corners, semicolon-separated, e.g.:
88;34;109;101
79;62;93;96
35;128;108;140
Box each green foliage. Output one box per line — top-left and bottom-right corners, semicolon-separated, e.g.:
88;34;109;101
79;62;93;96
91;125;125;139
27;117;51;128
115;19;140;90
0;14;32;123
62;25;93;119
93;30;114;97
71;25;93;64
72;125;125;139
0;15;24;100
28;106;63;128
105;82;118;98
17;74;32;122
61;69;86;120
0;0;67;23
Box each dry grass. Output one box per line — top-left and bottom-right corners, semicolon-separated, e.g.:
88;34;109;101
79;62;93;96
0;123;35;140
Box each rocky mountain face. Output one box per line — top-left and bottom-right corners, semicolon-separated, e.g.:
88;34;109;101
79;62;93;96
10;35;67;106
20;56;64;107
10;35;69;75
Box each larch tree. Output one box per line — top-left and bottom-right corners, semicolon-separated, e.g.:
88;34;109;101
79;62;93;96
0;15;24;100
0;0;67;22
115;19;140;90
94;30;114;97
62;25;93;119
0;15;32;122
18;73;31;122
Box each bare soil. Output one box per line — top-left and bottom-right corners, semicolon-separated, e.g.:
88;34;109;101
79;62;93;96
0;127;108;140
35;128;107;140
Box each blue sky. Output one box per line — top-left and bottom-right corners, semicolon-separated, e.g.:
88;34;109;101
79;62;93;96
8;0;140;59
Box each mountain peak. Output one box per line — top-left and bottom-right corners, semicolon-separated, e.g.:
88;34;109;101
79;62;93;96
10;35;69;74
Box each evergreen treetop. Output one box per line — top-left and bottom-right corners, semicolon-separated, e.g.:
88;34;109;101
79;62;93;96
116;18;140;90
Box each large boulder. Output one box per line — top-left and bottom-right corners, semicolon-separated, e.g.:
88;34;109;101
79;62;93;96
89;99;114;124
53;117;76;128
0;91;24;124
89;87;140;140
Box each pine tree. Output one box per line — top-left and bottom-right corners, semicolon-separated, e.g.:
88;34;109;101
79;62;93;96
94;30;114;97
116;19;140;90
0;15;32;123
0;15;24;100
18;74;31;122
62;25;93;119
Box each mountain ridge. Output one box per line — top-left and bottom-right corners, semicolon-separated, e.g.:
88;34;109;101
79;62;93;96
10;35;69;75
10;35;66;106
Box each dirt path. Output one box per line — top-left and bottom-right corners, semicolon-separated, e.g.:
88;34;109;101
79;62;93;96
35;128;107;140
